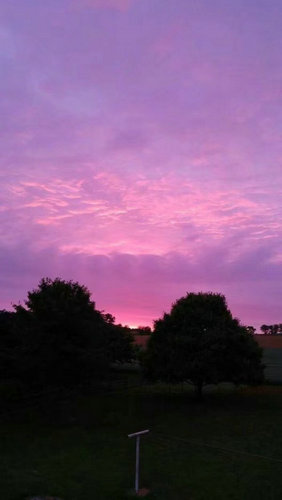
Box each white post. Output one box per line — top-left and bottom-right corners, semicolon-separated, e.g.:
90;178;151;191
128;429;150;494
135;435;140;493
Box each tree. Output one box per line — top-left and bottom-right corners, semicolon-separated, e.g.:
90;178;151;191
106;324;134;363
100;312;135;362
0;310;19;381
14;278;111;388
12;277;135;388
260;324;282;335
143;292;264;398
136;326;152;335
20;277;99;328
246;325;256;335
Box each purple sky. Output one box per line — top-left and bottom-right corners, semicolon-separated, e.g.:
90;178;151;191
1;0;282;329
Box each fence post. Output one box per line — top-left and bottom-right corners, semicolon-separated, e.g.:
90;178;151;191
128;429;150;494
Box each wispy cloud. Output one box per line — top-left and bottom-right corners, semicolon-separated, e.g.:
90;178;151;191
75;0;133;11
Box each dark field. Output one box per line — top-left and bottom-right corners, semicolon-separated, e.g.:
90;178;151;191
1;382;282;500
263;348;282;383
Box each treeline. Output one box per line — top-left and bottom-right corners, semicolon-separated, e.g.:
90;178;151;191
260;324;282;335
245;325;282;335
0;278;265;399
0;278;135;392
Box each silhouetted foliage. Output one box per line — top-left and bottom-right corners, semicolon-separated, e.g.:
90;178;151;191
107;324;134;363
101;312;116;324
12;278;110;388
246;325;256;335
0;310;19;381
143;292;264;397
136;326;152;335
260;324;282;335
3;278;135;390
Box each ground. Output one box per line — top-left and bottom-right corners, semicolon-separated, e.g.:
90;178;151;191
1;381;282;499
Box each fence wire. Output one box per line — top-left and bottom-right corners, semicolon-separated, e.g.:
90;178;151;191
149;430;282;464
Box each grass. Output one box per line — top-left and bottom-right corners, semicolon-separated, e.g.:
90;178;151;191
1;382;282;499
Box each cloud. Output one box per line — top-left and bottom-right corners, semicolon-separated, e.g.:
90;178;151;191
1;168;281;266
73;0;133;11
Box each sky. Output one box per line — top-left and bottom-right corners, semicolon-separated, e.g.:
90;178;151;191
1;0;282;330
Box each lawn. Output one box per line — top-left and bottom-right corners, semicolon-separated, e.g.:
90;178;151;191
1;382;282;500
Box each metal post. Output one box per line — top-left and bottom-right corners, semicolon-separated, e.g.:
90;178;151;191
128;429;150;495
135;435;140;493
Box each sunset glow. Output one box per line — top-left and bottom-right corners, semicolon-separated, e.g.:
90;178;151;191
1;0;282;329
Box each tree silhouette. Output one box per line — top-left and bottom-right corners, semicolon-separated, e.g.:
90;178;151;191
143;292;264;397
13;278;133;388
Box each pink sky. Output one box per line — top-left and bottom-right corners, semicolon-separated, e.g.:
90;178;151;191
1;0;282;330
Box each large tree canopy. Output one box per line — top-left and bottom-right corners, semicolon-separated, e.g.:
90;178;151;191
12;278;134;388
0;310;19;382
143;292;264;397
